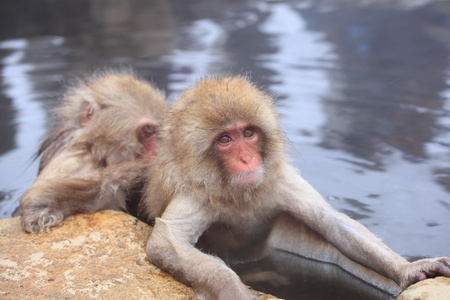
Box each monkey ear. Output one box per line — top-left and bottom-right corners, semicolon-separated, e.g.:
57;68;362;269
79;100;94;127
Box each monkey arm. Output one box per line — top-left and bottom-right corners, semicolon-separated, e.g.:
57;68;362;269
146;195;259;300
278;164;409;284
307;192;450;289
20;177;101;233
279;164;450;288
267;214;402;295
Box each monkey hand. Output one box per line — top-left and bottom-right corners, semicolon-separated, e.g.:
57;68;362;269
398;257;450;289
21;206;64;233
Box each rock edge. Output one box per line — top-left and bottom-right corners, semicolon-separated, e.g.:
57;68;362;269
0;210;278;299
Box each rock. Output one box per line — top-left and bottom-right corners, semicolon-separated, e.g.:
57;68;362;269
0;210;278;299
397;277;450;300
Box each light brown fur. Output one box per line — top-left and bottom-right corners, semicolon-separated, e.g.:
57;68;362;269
21;70;168;233
141;76;450;300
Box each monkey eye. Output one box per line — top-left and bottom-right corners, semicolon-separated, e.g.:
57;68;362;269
243;128;254;138
218;135;232;144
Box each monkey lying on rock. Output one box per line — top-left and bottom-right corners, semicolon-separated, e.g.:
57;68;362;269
141;76;450;300
20;70;168;233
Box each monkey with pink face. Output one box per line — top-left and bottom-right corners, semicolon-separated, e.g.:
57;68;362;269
21;70;168;233
141;76;450;300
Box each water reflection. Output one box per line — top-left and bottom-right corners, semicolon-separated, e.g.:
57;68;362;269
0;38;46;217
312;2;449;163
0;0;449;298
291;1;450;257
235;249;396;300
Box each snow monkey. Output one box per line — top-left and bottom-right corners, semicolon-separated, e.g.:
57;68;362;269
21;70;168;233
141;76;450;300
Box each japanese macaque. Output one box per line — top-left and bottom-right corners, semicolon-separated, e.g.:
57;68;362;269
141;76;450;300
20;70;168;233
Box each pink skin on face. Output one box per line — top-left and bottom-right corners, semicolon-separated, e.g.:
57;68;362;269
215;124;264;186
139;124;158;162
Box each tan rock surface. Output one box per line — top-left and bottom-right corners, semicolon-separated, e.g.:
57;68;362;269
397;277;450;300
0;210;278;300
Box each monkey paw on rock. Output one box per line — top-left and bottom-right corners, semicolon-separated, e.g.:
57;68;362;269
21;208;64;233
400;257;450;289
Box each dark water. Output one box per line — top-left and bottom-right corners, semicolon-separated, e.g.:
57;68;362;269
0;0;449;298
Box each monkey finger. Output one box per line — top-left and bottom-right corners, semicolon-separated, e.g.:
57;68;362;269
435;258;450;277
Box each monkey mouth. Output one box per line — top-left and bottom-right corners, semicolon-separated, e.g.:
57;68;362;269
230;167;264;187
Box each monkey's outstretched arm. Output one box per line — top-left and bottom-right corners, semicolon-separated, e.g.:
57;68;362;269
146;195;259;300
280;164;450;289
20;177;101;233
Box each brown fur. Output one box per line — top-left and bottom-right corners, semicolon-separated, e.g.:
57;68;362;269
141;76;286;218
20;69;168;233
141;76;450;300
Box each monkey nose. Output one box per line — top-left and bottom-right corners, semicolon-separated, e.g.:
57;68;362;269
240;155;252;164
